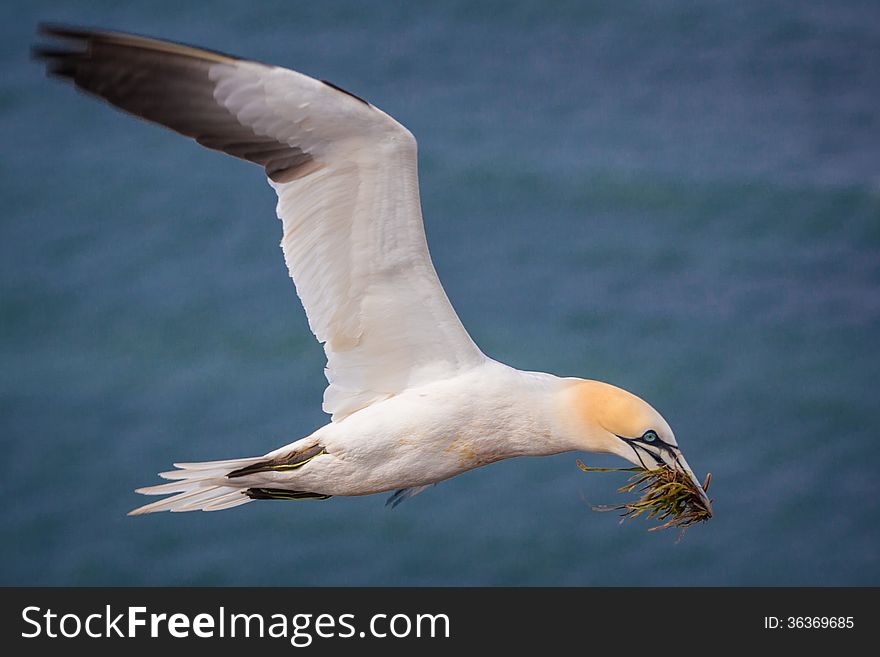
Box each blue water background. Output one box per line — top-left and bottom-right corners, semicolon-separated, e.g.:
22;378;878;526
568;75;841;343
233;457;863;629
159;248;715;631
1;0;878;585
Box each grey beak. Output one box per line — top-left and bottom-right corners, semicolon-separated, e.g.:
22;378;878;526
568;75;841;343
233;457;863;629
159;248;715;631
617;436;713;516
663;449;713;515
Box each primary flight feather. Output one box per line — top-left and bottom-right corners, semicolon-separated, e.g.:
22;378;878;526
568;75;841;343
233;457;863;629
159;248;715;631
34;25;711;517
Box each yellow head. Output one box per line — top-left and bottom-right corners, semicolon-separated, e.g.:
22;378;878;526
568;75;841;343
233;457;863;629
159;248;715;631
561;379;710;508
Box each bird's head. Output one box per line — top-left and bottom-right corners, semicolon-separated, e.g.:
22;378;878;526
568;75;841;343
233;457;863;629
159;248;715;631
561;379;711;511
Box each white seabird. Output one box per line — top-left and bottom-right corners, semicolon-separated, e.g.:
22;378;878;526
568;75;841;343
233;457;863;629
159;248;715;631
35;25;712;515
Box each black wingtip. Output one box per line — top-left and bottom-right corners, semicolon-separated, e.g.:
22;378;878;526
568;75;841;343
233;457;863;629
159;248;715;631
31;47;81;80
321;79;371;106
35;21;252;68
37;22;96;41
33;22;91;79
36;21;63;37
31;44;54;61
31;44;79;60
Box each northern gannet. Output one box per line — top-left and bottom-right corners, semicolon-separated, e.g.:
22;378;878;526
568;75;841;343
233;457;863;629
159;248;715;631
34;25;712;516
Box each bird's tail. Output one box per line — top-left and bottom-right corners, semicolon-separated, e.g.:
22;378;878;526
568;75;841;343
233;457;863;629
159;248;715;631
128;457;264;515
129;442;335;514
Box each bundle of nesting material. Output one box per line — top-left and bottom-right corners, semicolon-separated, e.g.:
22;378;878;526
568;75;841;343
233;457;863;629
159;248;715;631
578;461;713;534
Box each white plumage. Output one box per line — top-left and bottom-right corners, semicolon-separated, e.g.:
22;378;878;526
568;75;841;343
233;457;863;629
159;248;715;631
36;25;711;516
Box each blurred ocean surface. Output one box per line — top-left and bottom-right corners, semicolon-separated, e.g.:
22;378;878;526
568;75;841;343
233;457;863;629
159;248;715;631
1;1;878;585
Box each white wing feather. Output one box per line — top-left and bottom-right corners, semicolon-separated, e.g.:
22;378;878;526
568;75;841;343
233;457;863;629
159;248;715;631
38;27;485;421
212;61;486;419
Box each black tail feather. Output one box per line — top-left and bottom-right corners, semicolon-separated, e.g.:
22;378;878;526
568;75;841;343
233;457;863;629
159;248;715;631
228;445;326;479
245;488;331;501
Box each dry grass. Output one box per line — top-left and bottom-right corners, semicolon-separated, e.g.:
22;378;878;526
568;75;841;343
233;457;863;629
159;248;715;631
577;461;713;534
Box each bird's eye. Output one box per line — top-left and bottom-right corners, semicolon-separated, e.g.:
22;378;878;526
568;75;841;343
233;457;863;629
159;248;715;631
642;430;658;443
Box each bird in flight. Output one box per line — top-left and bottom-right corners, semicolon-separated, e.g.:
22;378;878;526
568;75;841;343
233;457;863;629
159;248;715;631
35;25;711;516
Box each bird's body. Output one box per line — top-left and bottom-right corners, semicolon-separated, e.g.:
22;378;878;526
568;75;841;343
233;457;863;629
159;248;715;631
35;25;711;517
240;362;565;498
136;361;579;512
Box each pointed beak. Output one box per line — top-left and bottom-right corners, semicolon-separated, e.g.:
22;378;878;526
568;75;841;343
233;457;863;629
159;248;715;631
664;450;713;516
617;438;713;515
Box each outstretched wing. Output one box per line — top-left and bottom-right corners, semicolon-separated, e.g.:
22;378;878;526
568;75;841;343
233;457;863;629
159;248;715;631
36;25;485;420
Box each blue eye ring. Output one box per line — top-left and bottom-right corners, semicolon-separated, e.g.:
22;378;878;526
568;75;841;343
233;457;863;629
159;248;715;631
642;430;658;443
